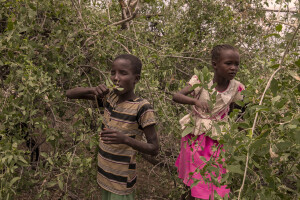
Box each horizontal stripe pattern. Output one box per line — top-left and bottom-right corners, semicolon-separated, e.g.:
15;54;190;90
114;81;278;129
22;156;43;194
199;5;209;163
97;91;156;195
98;166;127;183
127;176;137;188
98;147;131;164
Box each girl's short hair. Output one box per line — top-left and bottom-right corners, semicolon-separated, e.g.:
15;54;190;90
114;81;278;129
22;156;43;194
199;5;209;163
114;54;142;75
211;44;237;62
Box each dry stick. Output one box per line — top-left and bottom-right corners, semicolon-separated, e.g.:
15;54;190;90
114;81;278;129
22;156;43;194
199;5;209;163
106;0;111;22
161;55;209;64
113;40;131;54
250;8;299;13
65;146;77;195
78;65;102;116
237;23;300;200
71;0;87;29
62;132;98;155
109;2;139;26
271;20;298;28
119;33;158;52
79;65;107;78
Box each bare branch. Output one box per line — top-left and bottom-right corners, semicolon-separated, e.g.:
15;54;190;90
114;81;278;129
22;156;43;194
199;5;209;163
161;54;209;64
113;40;131;54
254;8;299;13
271;20;298;28
110;6;139;26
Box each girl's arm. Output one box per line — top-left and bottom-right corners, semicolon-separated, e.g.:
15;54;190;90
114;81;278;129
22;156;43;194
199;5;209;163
100;125;159;156
172;85;195;105
66;85;109;100
173;84;210;113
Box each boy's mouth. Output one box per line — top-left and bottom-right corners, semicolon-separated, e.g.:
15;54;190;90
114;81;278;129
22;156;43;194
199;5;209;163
113;85;124;91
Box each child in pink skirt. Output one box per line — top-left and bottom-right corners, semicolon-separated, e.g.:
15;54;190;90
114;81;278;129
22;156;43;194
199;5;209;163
173;45;245;199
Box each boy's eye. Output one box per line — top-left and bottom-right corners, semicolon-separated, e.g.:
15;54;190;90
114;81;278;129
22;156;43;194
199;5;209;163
110;71;115;75
120;71;128;75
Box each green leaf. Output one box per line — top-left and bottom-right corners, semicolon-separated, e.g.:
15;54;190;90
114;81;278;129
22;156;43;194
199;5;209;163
190;179;200;188
182;126;193;137
264;33;280;39
294;130;300;144
250;138;267;152
270;64;280;69
277;141;293;151
275;98;288;109
226;165;244;175
270;79;278;96
115;87;124;91
105;79;110;87
88;108;92;116
10;177;20;187
18;156;28;164
295;59;300;67
212;123;221;135
275;24;282;32
47;181;57;188
251;105;269;112
238;122;250;129
58;179;64;190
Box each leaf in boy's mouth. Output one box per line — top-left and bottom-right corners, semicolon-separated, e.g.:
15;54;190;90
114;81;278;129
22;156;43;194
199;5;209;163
115;87;124;91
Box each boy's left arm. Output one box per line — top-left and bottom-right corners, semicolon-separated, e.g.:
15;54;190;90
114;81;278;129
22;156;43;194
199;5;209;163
100;125;159;156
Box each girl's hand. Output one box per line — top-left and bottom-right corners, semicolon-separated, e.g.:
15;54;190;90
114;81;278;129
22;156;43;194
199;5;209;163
194;99;210;113
91;84;109;98
100;128;127;144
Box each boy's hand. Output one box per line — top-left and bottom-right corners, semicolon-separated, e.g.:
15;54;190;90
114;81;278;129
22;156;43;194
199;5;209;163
91;84;109;98
100;128;127;144
194;99;210;113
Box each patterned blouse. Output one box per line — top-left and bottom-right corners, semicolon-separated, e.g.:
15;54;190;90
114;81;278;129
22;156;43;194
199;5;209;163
180;75;245;137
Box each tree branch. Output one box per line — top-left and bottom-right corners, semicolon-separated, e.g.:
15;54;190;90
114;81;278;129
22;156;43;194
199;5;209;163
109;6;139;26
255;8;299;13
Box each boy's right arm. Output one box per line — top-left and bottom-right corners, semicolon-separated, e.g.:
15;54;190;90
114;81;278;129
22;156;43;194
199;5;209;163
66;85;109;100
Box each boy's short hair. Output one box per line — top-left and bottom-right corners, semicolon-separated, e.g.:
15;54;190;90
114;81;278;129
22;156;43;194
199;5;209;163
114;54;142;75
211;44;237;62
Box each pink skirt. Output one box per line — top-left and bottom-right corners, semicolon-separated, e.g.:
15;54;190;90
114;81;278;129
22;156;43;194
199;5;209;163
175;133;230;199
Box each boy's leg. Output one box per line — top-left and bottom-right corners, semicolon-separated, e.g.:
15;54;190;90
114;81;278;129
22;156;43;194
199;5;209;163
101;188;134;200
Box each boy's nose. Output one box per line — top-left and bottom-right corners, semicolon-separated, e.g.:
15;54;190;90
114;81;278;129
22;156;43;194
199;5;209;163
231;64;238;71
112;74;120;83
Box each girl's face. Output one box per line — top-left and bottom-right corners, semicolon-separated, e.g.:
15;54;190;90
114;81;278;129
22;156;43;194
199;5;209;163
110;58;139;95
213;49;240;81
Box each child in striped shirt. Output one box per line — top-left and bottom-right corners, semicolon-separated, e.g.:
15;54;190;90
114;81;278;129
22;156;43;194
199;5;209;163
66;54;159;200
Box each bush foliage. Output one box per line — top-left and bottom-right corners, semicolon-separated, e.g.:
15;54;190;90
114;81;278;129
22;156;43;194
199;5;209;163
0;0;299;199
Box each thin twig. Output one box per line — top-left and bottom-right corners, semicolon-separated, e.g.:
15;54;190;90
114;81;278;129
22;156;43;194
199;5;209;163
250;8;299;13
271;20;298;28
113;40;131;54
161;55;209;64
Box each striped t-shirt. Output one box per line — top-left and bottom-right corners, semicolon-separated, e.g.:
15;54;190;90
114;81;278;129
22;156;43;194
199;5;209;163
97;91;156;195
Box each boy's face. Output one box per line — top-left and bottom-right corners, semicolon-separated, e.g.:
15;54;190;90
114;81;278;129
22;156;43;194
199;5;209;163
213;49;240;80
110;58;140;95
